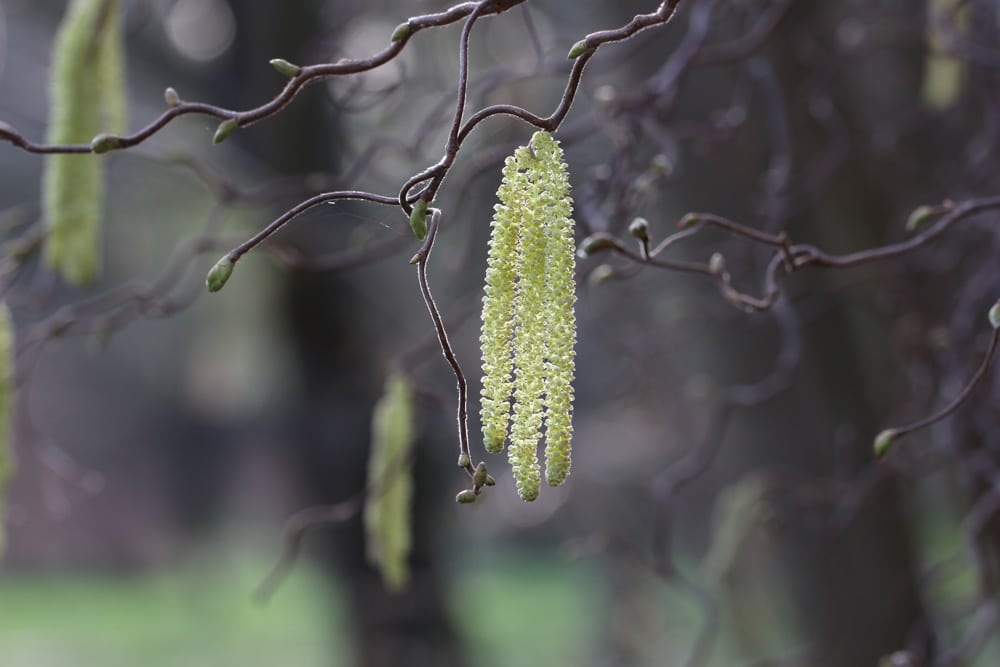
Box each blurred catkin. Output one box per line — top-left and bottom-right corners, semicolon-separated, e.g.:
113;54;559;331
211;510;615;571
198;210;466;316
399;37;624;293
0;303;14;560
364;373;415;592
42;0;128;286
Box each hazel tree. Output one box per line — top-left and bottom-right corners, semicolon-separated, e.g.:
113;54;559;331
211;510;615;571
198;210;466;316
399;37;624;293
2;1;1000;664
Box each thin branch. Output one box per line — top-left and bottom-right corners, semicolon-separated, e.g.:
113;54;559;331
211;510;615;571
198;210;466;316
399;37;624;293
413;210;475;479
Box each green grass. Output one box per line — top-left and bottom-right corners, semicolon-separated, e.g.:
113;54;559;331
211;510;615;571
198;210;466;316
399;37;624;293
0;558;351;667
449;551;608;667
0;549;631;666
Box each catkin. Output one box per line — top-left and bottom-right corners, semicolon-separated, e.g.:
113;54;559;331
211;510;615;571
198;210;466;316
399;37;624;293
0;302;14;560
479;159;520;454
42;0;128;286
534;134;576;487
480;131;576;501
364;373;415;592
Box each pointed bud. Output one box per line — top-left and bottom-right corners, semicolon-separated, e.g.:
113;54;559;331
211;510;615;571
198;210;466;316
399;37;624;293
628;217;650;242
577;233;617;258
709;252;726;275
457;453;471;468
269;58;301;78
213;119;239;145
391;22;411;43
990;301;1000;330
906;205;936;232
873;429;899;459
484;474;496;487
408;199;428;240
455;489;478;504
206;256;235;292
473;462;489;488
164;87;181;107
567;39;589;59
90;133;121;154
678;213;702;229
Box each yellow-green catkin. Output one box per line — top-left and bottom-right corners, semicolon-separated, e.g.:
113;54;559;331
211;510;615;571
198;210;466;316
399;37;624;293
534;133;576;487
480;158;521;454
364;373;415;592
42;0;128;286
0;303;14;561
480;131;576;501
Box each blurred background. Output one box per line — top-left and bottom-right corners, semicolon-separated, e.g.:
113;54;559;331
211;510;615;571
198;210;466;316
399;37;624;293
2;0;1000;665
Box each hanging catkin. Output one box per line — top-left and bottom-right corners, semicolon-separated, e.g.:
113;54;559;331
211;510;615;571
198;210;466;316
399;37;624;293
480;131;576;501
42;0;128;286
0;303;14;560
364;372;415;591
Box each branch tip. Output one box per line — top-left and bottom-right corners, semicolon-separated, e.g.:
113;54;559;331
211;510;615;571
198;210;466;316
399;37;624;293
206;256;235;292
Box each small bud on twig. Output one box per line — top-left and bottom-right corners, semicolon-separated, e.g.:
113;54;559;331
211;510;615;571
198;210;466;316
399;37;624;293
457;453;471;468
709;252;726;276
473;462;489;488
213;118;239;145
455;489;478;504
905;205;936;232
873;429;899;459
990;301;1000;330
628;217;650;242
408;199;429;240
269;58;301;78
205;256;235;292
391;22;411;42
577;233;617;258
163;87;181;107
678;213;702;229
567;39;590;59
90;133;121;154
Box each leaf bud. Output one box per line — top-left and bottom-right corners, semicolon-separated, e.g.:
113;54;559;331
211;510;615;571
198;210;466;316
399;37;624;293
408;199;428;240
709;252;726;275
473;462;489;488
163;87;181;107
567;39;590;59
457;453;471;469
577;233;617;258
628;217;650;242
678;213;702;229
905;205;936;232
990;300;1000;330
90;133;121;154
205;256;235;292
269;58;301;78
213;118;239;145
455;489;478;504
873;429;899;459
391;22;411;43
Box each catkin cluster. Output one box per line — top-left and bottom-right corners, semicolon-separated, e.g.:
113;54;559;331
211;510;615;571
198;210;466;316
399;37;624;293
480;131;576;502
